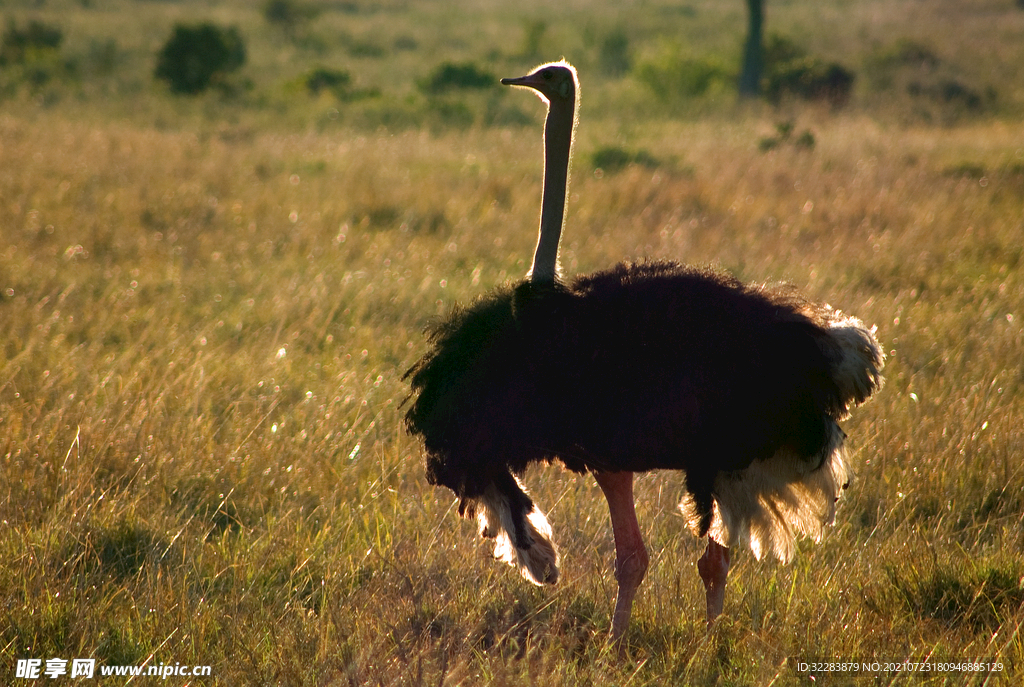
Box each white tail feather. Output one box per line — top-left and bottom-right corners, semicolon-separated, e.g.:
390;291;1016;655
822;311;885;410
476;481;559;585
679;309;882;562
680;423;849;563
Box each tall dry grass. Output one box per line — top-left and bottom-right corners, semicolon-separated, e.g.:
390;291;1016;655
2;0;1024;683
2;103;1022;684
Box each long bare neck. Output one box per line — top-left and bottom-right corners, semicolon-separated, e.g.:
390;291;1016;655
530;97;574;283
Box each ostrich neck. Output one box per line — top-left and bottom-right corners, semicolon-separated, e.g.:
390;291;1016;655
530;98;574;283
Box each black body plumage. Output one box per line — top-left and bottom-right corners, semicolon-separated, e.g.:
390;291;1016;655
405;260;865;541
406;61;882;630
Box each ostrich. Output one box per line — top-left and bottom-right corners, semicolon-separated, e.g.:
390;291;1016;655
404;61;883;642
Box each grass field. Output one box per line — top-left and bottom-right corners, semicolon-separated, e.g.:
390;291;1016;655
2;0;1023;684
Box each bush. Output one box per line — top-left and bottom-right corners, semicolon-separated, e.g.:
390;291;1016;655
154;23;246;95
761;33;804;71
907;78;987;112
418;62;494;94
263;0;319;34
863;39;940;92
344;37;386;58
758;121;815;152
863;38;995;122
761;34;854;107
871;39;940;71
591;146;659;173
0;19;63;66
0;19;67;93
634;48;730;102
302;66;381;103
765;58;855;107
305;66;351;95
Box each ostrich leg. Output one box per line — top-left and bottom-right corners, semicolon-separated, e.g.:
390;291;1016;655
697;537;731;626
593;471;650;643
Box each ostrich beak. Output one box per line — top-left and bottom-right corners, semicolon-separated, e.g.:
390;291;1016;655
500;73;544;90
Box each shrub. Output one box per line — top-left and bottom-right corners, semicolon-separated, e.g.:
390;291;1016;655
154;23;246;95
302;66;379;103
863;38;995;122
758;121;815;152
344;37;386;58
418;62;494;94
86;38;120;76
263;0;319;33
871;39;940;71
305;66;351;95
907;78;986;112
0;19;67;93
864;39;941;92
393;35;418;52
0;19;63;65
633;46;730;101
761;33;804;70
764;57;855;107
591;146;659;173
761;34;854;107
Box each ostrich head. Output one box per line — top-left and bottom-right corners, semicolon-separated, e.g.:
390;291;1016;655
500;61;578;106
501;61;579;283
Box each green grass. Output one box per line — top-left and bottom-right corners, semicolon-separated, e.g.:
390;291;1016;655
2;0;1024;684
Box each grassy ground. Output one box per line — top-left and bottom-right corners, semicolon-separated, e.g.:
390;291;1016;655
2;0;1023;684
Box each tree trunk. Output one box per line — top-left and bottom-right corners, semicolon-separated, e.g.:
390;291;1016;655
738;0;764;97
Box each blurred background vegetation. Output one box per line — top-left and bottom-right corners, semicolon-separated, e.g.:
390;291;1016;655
0;0;1020;130
2;1;1023;684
